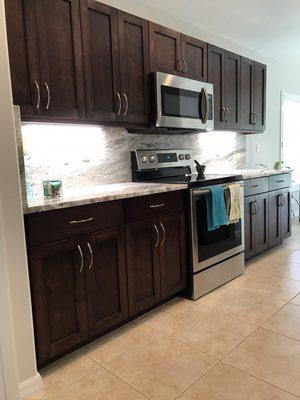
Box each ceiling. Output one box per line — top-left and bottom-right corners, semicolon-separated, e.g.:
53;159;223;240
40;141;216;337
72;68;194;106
138;0;300;68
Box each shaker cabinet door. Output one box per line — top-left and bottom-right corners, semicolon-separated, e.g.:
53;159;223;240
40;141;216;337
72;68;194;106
268;190;282;248
225;51;241;130
253;62;267;131
240;57;255;131
280;189;291;240
5;0;41;116
34;0;86;119
125;220;161;316
81;0;121;122
181;35;207;81
29;240;89;365
118;11;150;124
85;228;128;336
253;193;269;254
244;196;255;260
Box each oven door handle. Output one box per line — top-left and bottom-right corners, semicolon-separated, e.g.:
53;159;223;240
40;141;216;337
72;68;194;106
192;185;244;197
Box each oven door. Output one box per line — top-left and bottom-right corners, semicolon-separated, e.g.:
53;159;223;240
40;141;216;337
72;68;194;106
155;72;214;130
190;183;245;273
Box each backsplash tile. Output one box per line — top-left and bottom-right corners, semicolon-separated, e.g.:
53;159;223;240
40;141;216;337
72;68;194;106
14;107;246;205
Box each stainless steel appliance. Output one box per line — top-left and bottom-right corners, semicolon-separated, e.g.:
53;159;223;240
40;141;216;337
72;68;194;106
131;149;244;300
154;72;214;131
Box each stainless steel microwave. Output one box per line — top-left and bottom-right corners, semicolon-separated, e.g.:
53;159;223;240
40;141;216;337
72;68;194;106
154;72;214;131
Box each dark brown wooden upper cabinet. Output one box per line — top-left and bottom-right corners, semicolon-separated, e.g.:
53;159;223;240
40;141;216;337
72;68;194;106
240;57;255;131
253;62;266;131
224;51;241;130
5;0;41;117
81;1;121;122
149;22;182;75
208;45;240;130
118;11;150;124
181;35;207;81
207;45;226;129
34;0;86;119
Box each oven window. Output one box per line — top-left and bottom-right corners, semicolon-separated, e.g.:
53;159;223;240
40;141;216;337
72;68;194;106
196;195;242;262
161;86;201;119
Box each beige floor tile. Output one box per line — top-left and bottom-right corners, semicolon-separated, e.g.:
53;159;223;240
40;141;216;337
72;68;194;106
291;293;300;305
202;286;285;325
26;351;99;400
139;297;198;330
248;260;300;281
178;362;298;400
262;303;300;340
163;307;256;359
224;327;300;396
47;366;147;400
82;320;157;365
230;270;300;302
106;332;216;400
283;250;300;264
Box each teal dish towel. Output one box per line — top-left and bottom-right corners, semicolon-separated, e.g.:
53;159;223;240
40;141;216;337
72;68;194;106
206;186;228;231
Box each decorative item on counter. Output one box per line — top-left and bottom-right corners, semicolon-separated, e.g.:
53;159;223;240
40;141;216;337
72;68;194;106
273;161;291;171
194;160;206;177
43;179;62;198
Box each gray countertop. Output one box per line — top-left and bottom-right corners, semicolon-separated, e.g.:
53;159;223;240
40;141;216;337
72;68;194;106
217;168;292;180
24;182;188;214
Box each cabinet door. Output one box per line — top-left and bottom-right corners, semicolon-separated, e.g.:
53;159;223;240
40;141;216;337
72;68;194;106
280;189;291;240
207;45;226;129
118;11;150;124
85;228;128;336
81;0;121;122
159;212;186;299
29;240;89;365
253;193;269;255
269;190;282;248
225;51;241;130
240;57;255;131
34;0;85;119
181;35;207;81
149;22;181;75
244;195;255;260
125;220;161;316
253;62;266;131
5;0;41;116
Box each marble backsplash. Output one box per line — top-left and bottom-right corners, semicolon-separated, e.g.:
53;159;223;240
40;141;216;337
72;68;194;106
14;107;246;203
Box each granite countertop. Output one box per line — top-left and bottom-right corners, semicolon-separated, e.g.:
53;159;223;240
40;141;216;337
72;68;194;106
218;168;292;180
24;182;188;214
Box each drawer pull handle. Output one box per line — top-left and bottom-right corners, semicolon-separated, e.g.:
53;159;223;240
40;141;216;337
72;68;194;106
69;217;94;225
153;224;159;247
87;242;94;270
160;222;166;246
276;180;285;183
149;203;165;209
77;244;84;273
252;184;259;188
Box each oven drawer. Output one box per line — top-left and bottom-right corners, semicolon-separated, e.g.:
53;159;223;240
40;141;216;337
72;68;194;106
244;177;269;196
25;201;124;247
124;191;184;224
269;173;291;191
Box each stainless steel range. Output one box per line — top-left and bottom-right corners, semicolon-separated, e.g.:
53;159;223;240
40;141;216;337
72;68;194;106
131;149;245;299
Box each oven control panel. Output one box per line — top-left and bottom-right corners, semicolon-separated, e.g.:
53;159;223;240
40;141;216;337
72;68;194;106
132;149;191;170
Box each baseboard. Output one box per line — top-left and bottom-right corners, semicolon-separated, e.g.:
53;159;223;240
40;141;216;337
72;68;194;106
19;373;43;398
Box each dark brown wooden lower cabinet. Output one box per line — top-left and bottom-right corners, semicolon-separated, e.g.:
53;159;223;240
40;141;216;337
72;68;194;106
244;192;268;260
160;212;186;299
29;239;89;365
125;219;161;316
280;189;291;240
85;228;128;336
269;188;291;248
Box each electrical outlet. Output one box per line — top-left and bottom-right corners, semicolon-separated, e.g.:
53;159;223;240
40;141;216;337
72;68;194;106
256;144;261;154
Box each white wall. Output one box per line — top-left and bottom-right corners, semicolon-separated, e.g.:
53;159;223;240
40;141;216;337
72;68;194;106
100;0;300;169
0;0;40;395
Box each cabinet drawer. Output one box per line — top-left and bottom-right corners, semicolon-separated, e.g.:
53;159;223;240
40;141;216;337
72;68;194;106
25;201;124;247
244;177;268;196
124;191;184;224
269;173;291;191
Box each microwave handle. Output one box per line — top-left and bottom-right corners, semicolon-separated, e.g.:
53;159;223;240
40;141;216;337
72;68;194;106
201;88;209;124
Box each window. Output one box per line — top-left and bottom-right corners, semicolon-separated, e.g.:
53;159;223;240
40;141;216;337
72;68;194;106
281;92;300;184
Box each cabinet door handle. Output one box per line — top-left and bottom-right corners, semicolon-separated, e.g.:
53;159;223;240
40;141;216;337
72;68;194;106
87;242;94;270
153;224;159;247
34;80;41;109
182;60;188;74
160;222;166;246
221;106;226;122
116;92;121;115
123;92;129;116
252;184;259;188
253;112;257;125
276;180;285;183
250;201;255;216
255;200;259;214
225;107;230;123
77;244;84;273
44;82;51;110
69;217;94;225
177;58;183;73
250;112;253;125
277;195;282;207
149;203;165;209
